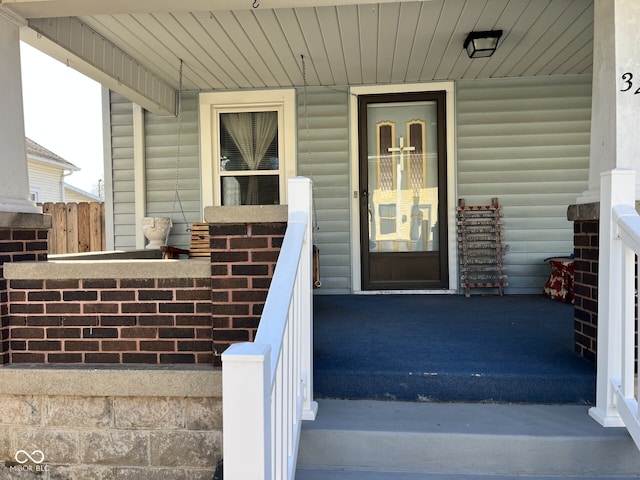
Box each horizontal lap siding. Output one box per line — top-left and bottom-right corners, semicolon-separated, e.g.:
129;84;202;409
144;92;201;250
109;92;201;251
109;92;135;250
456;75;591;293
28;162;64;202
110;87;352;292
297;87;351;294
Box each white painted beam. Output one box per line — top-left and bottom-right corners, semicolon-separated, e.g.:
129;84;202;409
21;18;176;116
4;0;434;18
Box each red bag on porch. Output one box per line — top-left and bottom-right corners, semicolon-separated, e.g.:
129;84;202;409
543;257;574;303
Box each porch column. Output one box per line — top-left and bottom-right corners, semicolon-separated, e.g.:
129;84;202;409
0;8;50;366
578;0;640;203
0;9;39;214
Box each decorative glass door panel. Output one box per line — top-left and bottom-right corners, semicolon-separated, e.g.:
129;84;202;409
359;92;448;290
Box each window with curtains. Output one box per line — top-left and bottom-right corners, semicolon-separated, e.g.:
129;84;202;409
199;89;297;207
219;111;279;205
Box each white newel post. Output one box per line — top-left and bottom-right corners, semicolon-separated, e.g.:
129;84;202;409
222;176;317;479
0;9;40;214
222;343;272;480
288;177;318;421
589;168;636;427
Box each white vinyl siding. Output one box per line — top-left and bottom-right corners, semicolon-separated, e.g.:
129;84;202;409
109;91;136;250
63;188;99;203
297;86;351;294
27;161;64;202
106;75;590;294
112;86;352;290
108;91;201;251
144;91;201;250
456;75;591;294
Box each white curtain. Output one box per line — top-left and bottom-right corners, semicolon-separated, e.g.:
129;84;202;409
221;112;277;204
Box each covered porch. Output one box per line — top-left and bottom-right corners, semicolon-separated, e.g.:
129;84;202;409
2;0;640;478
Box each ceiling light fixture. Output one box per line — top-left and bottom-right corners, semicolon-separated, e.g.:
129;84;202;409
463;30;503;58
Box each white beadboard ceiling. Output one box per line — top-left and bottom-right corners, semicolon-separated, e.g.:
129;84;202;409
10;0;593;95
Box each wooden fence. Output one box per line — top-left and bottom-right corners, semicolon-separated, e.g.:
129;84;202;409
41;202;106;255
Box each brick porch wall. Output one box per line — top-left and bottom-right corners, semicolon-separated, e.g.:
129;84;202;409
7;277;213;364
2;206;288;367
0;213;51;365
210;222;286;367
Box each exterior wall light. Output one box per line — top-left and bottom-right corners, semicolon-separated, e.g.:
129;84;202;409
463;30;503;58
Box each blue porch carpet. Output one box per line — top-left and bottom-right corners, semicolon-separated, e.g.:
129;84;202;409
313;294;596;404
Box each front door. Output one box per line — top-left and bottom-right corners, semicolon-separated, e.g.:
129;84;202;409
359;91;448;290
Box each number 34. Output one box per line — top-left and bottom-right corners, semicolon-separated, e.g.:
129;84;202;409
621;72;640;94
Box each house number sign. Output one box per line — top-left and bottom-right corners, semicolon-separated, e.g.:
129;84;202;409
621;72;640;94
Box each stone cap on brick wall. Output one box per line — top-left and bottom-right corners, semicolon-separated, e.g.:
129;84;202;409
204;205;288;224
4;258;211;280
0;365;221;397
567;202;599;221
568;201;640;222
0;211;51;229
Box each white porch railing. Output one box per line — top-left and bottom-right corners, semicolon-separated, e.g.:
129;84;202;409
222;177;319;480
590;168;640;448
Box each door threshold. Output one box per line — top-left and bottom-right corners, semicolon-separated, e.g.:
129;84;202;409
353;289;458;295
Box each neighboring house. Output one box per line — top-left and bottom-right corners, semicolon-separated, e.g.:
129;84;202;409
0;0;632;296
63;182;101;203
25;137;99;203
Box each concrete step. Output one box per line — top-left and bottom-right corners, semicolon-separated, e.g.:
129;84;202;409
296;399;640;478
297;472;640;480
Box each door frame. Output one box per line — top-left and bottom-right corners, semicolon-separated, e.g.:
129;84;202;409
349;82;458;293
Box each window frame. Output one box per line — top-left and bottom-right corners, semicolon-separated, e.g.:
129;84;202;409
199;89;297;207
29;189;40;203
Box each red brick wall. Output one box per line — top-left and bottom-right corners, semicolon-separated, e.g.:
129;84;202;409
1;226;49;364
2;220;285;367
572;218;638;365
572;220;598;363
7;277;213;364
210;222;285;366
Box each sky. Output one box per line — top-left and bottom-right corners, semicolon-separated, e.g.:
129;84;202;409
20;42;104;196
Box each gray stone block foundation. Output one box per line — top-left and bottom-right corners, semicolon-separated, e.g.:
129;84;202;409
0;366;221;479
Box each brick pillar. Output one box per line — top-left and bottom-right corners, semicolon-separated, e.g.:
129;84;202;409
206;205;288;367
568;202;638;365
572;216;599;363
0;212;51;365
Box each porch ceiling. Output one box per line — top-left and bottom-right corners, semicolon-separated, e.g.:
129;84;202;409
9;0;593;107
